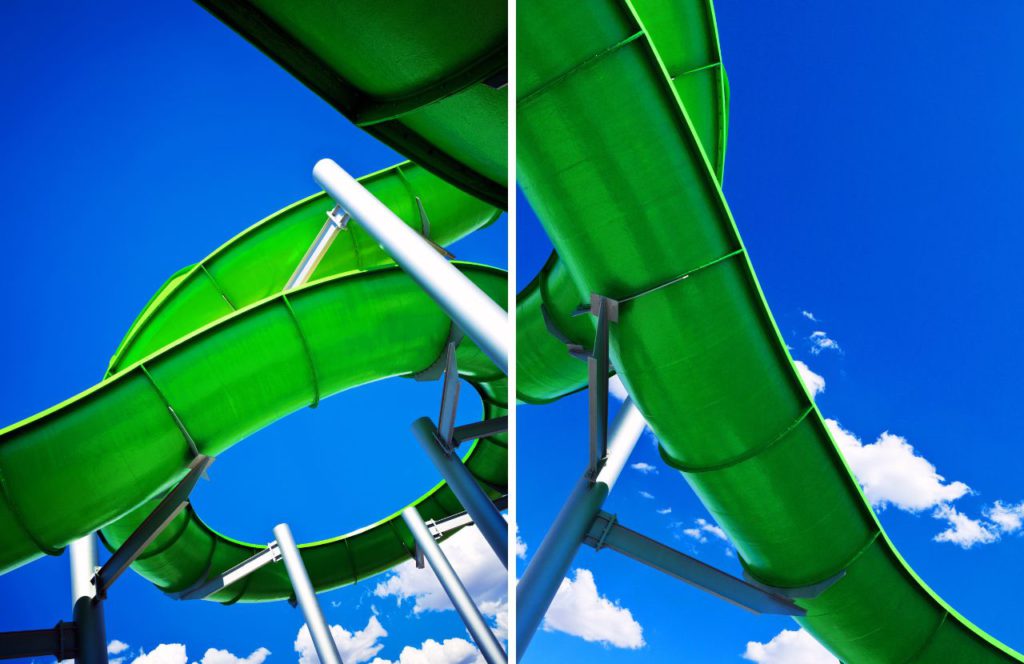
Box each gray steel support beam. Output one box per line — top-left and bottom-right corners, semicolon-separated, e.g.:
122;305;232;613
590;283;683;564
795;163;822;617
402;507;507;664
515;399;646;660
412;417;508;568
175;544;281;601
583;513;804;616
0;623;77;661
273;524;343;664
313;159;508;374
452;417;508;444
94;456;213;597
69;536;107;664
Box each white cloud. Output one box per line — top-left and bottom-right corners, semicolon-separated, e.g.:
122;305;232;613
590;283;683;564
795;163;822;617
630;462;658;474
825;419;970;512
743;628;837;663
543;568;645;649
109;641;130;655
368;638;483;664
656;507;672;515
809;330;841;355
373;525;507;638
295;616;387;664
199;648;270;664
984;501;1024;533
801;310;819;322
638;491;654;500
794;360;825;398
131;644;187;664
933;505;999;549
680;518;728;544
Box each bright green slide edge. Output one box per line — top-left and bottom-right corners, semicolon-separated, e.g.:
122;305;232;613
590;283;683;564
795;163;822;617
517;1;1021;662
195;0;509;209
0;160;507;603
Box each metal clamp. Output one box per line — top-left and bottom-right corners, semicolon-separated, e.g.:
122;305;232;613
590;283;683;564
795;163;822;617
326;204;350;230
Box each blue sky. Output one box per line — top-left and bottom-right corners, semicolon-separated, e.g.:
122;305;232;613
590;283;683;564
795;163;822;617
0;1;506;663
517;1;1024;661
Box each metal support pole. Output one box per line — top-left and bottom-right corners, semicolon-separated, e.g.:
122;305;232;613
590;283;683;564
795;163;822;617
412;417;508;568
273;524;343;664
285;206;350;290
313;159;508;374
69;536;107;664
515;399;647;659
401;507;507;664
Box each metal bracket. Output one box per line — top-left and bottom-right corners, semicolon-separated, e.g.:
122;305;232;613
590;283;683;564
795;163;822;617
742;568;846;600
94;455;214;598
326;204;350;230
437;340;461;450
583;511;805;616
587;294;618;480
415;196;455;260
0;621;78;661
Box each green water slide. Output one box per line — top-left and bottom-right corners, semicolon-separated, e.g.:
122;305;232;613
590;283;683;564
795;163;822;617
0;0;509;604
517;1;1021;662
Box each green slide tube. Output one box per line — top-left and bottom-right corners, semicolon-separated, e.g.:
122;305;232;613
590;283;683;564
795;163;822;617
517;0;1021;661
0;162;507;604
195;0;509;208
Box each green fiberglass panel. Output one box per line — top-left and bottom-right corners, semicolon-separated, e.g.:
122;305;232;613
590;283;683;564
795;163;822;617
516;0;1020;660
197;0;508;207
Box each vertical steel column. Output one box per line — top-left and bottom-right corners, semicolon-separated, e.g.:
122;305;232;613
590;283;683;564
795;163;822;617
401;507;507;664
515;399;647;659
273;524;343;664
69;535;107;664
412;417;508;568
312;159;508;374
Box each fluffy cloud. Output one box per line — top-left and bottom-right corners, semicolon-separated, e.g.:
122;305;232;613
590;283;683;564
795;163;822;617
984;501;1024;534
794;360;825;398
743;629;837;663
809;330;841;355
111;643;270;664
801;310;818;322
638;491;654;500
368;638;482;664
825;419;970;512
131;644;187;664
656;507;672;515
630;462;658;474
543;569;645;649
373;525;507;637
295;616;387;664
680;518;728;544
933;505;999;549
199;648;270;664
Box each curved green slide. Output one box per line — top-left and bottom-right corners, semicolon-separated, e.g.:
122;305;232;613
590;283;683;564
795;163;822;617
0;0;509;604
517;0;1021;662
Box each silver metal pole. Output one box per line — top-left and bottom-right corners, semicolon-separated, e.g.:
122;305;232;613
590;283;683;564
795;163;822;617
401;507;507;664
312;159;508;374
412;417;508;568
273;524;343;664
515;399;646;660
69;535;107;664
285;208;350;290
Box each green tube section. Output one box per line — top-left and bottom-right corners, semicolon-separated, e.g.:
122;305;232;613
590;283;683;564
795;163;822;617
0;163;507;604
517;0;1021;661
195;0;508;208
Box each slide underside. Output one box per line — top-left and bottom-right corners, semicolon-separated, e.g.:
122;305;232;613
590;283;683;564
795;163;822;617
517;1;1021;662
